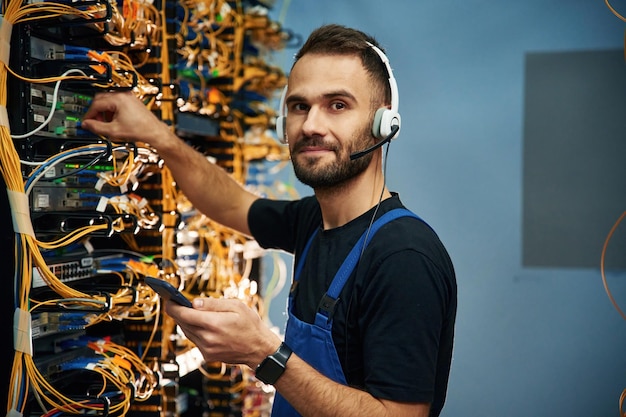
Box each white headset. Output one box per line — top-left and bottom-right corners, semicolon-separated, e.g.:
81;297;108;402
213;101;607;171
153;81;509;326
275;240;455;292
276;85;289;143
275;42;401;144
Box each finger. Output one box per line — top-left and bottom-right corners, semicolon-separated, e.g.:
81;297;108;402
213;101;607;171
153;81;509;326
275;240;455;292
82;93;118;120
163;299;192;320
80;119;112;136
192;297;243;312
164;301;223;334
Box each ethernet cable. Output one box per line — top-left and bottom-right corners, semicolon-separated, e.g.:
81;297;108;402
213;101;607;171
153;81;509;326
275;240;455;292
24;144;110;196
11;69;89;140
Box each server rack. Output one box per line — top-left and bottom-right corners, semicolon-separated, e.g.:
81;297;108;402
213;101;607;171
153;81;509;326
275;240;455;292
3;1;298;415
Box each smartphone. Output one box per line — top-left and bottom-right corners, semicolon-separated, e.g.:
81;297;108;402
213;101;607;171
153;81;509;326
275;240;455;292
144;276;193;307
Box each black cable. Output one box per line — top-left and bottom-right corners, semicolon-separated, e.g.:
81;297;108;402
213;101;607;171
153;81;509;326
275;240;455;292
44;140;113;181
358;141;391;260
345;141;391;374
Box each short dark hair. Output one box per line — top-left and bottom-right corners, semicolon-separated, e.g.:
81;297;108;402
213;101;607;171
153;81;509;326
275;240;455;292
293;24;391;108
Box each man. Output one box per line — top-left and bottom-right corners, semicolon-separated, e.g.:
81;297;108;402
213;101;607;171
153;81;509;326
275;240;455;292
82;24;456;417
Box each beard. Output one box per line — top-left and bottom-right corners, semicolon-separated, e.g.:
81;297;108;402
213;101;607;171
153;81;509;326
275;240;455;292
290;122;375;190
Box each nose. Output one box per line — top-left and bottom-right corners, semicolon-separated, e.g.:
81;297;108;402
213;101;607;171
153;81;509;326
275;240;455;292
300;106;327;138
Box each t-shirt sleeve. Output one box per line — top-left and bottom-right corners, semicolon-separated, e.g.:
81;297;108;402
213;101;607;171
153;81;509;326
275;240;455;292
248;197;321;254
248;198;295;252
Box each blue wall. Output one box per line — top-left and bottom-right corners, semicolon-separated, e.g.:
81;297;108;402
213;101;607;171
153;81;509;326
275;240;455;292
267;1;626;416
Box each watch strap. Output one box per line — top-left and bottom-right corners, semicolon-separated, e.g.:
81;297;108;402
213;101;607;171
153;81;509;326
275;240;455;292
255;342;292;385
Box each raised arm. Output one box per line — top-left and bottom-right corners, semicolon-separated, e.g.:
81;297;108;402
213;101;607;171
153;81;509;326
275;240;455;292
81;92;259;235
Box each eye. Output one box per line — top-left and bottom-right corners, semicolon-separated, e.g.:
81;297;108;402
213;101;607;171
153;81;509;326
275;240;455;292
330;101;346;111
291;102;309;112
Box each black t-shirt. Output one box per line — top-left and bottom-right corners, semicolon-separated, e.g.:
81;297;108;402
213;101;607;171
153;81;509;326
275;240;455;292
248;194;456;417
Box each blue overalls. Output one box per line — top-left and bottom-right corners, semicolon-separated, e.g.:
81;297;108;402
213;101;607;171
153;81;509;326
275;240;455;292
271;208;422;416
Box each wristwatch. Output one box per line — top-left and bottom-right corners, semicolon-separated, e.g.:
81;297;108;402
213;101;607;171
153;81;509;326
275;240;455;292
255;342;292;385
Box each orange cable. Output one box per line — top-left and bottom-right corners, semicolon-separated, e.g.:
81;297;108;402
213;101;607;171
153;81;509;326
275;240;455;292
600;210;626;321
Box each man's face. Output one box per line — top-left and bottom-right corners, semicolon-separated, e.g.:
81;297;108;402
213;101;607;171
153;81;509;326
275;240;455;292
284;53;377;190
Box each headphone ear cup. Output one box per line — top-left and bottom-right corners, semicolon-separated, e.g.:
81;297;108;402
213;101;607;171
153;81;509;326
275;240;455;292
276;115;287;144
372;108;386;139
372;108;401;139
275;85;288;144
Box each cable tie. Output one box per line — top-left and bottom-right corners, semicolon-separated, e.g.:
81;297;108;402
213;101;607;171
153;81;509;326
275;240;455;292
0;16;12;67
7;190;35;237
117;195;129;211
0;104;9;129
82;238;95;253
96;196;109;212
137;197;148;209
14;308;33;355
7;409;23;417
89;64;107;75
128;174;138;191
95;177;106;191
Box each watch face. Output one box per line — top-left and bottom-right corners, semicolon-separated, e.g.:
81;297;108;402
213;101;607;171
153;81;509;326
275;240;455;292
256;356;284;385
256;343;292;385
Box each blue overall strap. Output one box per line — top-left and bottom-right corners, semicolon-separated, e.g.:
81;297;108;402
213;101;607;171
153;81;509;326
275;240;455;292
318;208;422;319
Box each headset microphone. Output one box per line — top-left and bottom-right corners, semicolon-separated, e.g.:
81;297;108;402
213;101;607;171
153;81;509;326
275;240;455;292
349;124;399;160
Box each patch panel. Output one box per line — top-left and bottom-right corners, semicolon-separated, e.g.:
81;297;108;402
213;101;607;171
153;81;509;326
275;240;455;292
30;84;92;109
33;345;94;379
27;35;138;93
32;312;91;339
30;36;71;62
28;89;88;135
30;167;120;212
34;161;115;183
28;104;91;138
32;253;125;288
33;256;95;288
31;184;103;211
